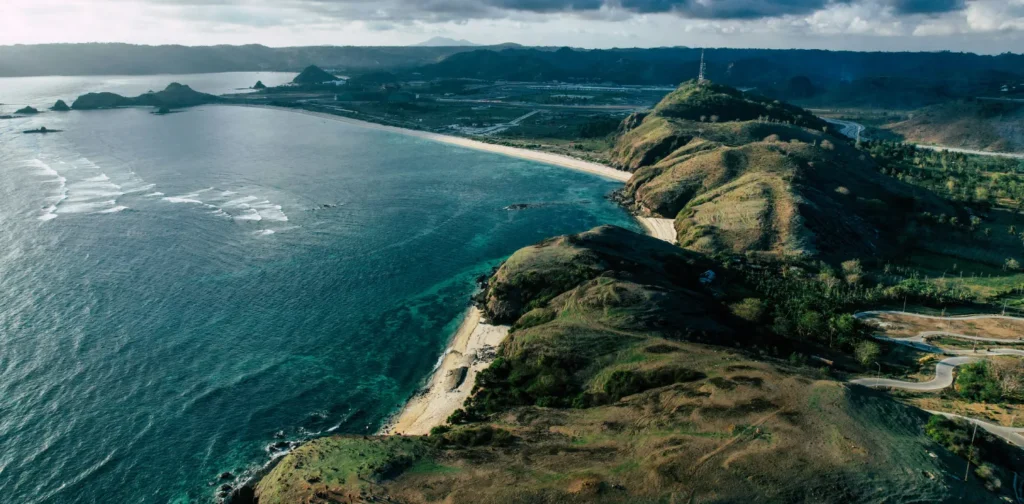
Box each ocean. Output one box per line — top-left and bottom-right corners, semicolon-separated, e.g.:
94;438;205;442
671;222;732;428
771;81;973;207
0;73;639;503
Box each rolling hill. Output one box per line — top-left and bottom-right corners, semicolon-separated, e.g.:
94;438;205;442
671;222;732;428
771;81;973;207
887;99;1024;154
250;226;1010;504
615;81;954;260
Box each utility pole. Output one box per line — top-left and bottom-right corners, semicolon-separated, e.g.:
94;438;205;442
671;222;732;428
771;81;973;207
965;422;979;482
875;362;882;388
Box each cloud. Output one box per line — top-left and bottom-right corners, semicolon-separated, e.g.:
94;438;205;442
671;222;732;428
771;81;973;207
127;0;973;24
888;0;964;15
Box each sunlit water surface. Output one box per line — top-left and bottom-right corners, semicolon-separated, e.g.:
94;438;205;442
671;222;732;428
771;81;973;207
0;73;637;503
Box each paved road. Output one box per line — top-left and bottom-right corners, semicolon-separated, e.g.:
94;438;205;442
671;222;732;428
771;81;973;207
855;310;1024;323
927;410;1024;449
916;144;1024;160
851;356;979;391
851;310;1024;390
822;118;865;142
816;118;1024;159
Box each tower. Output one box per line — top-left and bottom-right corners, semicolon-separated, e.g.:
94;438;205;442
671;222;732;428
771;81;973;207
698;49;707;85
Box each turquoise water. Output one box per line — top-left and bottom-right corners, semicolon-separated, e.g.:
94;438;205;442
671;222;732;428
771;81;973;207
0;76;638;503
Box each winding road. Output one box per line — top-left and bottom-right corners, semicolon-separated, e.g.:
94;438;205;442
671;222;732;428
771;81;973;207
820;117;1024;159
849;311;1024;448
927;411;1024;449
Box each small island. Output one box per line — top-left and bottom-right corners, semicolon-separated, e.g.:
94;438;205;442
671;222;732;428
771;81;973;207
71;83;221;110
50;100;70;111
23;126;61;134
15;106;40;115
253;80;267;90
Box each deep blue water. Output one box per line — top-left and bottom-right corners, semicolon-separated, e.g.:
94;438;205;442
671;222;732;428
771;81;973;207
0;76;637;503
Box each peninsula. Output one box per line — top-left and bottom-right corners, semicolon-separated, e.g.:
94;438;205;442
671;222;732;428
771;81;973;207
242;80;1024;504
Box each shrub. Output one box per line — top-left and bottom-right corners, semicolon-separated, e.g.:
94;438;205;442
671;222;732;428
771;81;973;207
730;298;766;323
601;367;704;403
955;362;1001;403
854;340;881;367
432;425;515;449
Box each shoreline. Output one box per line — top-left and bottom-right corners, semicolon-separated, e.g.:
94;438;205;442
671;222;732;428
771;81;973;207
229;104;632;182
229;103;665;439
379;307;509;436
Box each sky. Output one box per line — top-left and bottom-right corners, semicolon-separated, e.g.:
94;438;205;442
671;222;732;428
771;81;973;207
0;0;1022;54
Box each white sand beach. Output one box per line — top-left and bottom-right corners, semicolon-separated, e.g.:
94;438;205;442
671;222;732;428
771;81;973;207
638;217;677;244
380;307;510;436
269;102;675;436
237;104;631;182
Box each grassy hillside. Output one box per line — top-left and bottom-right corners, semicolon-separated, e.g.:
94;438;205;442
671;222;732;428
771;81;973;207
614;81;953;260
253;227;1014;503
887;99;1024;153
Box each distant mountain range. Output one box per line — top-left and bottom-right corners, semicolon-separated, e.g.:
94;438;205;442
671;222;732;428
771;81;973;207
2;43;1021;108
415;37;479;47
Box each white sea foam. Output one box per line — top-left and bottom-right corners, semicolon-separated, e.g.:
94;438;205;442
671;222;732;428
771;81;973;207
85;174;110;182
65;189;124;202
98;206;129;214
255;229;276;236
28;160;69;222
234;209;263;221
57;200;118;214
144;192;165;197
121;183;156;194
252;202;289;222
162;196;204;204
223;196;259;208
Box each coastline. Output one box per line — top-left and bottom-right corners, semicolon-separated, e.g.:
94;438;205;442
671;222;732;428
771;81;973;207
379;307;509;436
233;103;668;438
231;104;632;182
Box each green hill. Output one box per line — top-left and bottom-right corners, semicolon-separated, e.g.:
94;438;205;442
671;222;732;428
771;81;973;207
292;64;338;85
615;81;953;260
252;227;1011;504
71;83;220;110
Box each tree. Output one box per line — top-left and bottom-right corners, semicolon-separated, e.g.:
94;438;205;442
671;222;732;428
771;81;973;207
841;259;863;284
796;310;824;339
854;340;881;367
1004;258;1021;271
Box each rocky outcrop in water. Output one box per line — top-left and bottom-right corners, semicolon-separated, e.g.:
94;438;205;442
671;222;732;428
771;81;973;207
50;100;70;111
15;106;39;115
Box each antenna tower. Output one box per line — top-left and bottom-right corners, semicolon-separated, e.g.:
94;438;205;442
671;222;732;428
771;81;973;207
698;49;707;85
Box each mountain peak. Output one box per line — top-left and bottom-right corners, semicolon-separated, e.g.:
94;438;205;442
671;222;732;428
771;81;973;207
415;36;478;47
292;65;338;85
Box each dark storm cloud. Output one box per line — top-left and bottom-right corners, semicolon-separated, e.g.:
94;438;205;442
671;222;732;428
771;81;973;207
888;0;966;15
141;0;972;24
617;0;844;18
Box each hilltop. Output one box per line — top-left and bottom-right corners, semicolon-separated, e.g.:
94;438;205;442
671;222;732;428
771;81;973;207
292;65;339;85
251;226;1010;504
71;83;220;110
614;80;953;260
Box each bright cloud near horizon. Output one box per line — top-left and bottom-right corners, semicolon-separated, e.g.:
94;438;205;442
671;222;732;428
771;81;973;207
1;0;1022;54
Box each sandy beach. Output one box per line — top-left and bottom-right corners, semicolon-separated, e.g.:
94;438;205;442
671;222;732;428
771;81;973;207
258;102;667;437
380;307;509;436
236;104;632;182
638;217;677;244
